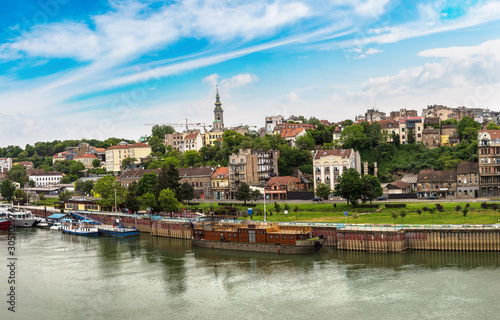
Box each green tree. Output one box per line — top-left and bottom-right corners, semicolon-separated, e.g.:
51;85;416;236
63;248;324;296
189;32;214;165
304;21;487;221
74;180;85;194
58;190;73;202
69;161;86;175
140;192;157;212
28;180;36;188
151;124;175;140
400;210;407;224
335;168;362;206
340;124;367;149
391;211;399;225
295;132;315;150
183;150;201;167
121;157;137;170
159;163;181;199
274;202;282;219
353;212;360;224
125;193;141;213
158;188;179;216
486;122;500;130
361;175;383;204
14;189;27;200
92;158;101;168
293;205;299;220
8;165;27;186
178;182;195;203
93;176;127;210
1;180;16;201
315;183;331;201
137;172;158;196
234;183;252;205
83;180;94;195
457;116;480;141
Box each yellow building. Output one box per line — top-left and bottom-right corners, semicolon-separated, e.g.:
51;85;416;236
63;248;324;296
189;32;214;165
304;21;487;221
74;153;98;169
441;135;450;146
211;167;229;199
64;200;101;211
105;142;152;172
204;130;225;146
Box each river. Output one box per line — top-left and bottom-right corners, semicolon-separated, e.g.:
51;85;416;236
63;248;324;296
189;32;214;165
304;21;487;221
1;228;498;320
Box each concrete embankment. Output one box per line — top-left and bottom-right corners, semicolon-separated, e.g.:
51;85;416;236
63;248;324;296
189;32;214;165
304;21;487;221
29;208;500;252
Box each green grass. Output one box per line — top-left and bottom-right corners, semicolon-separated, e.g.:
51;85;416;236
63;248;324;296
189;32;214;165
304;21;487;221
30;197;59;207
183;201;500;225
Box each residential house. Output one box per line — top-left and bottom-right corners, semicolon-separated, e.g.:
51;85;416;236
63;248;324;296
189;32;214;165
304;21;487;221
456;162;479;198
441;125;460;146
422;127;440;148
0;158;12;173
386;180;411;194
417;170;456;198
399;117;423;144
29;172;63;187
74;153;98;169
118;169;157;188
273;123;315;147
478;130;500;197
165;130;204;152
312;149;362;193
256;150;279;184
105;141;152;172
401;173;418;191
18;161;34;172
264;115;285;133
265;176;303;200
378;120;399;141
179;167;215;199
389;109;418;121
424;117;440;128
52;151;69;163
229;149;258;197
211;167;229;200
365;109;386;122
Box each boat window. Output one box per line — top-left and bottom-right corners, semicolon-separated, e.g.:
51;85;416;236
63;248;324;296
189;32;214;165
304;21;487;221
290;236;294;240
283;236;287;240
215;233;217;236
269;235;273;239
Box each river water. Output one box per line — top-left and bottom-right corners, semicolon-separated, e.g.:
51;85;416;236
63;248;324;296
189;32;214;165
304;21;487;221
1;228;499;320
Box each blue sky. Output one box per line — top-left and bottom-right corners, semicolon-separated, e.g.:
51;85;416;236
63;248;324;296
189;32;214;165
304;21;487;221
1;0;500;147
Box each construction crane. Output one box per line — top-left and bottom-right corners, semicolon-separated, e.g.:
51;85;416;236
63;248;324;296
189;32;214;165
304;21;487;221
145;119;212;131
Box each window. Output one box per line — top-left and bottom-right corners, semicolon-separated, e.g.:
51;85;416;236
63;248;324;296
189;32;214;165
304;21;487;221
283;236;287;239
269;235;273;239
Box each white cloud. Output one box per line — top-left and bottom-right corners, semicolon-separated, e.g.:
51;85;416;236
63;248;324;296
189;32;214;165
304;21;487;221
366;48;382;55
220;73;259;90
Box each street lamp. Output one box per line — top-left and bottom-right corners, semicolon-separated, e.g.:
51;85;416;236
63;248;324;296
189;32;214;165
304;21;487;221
450;176;453;202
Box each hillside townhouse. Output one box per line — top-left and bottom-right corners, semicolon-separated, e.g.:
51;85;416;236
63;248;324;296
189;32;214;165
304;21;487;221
0;158;12;173
312;149;362;193
399;117;423;145
228;149;258;197
211;167;229;200
29;172;63;187
478;130;500;197
74;153;98;169
456;162;479;198
105;141;152;172
273;123;315;147
365;109;386;122
389;109;418;121
417;170;456;198
165;130;204;152
422;127;440;148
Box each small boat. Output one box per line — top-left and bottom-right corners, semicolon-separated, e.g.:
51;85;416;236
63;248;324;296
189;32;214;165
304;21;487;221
36;218;50;228
192;221;325;254
0;219;13;231
61;220;98;236
98;218;140;237
49;222;63;231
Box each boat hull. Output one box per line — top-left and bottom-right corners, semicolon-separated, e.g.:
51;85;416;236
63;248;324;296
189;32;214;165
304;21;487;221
192;239;322;254
14;219;37;228
61;227;98;236
0;220;13;231
98;227;140;237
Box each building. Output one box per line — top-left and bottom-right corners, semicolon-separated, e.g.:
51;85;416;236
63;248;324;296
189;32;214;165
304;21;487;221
74;153;98;169
18;161;34;172
52;151;69;163
229;149;258;197
105;141;152;172
389;109;418;121
378;120;399;141
165;130;204;152
422;127;440;148
416;170;456;198
386;180;411;194
117;169;157;188
212;87;224;131
401;173;418;191
312;149;362;193
179;167;215;199
211;167;229;200
29;172;63;187
0;158;12;173
478;130;500;197
365;109;386;122
423;117;440;127
256;150;279;184
264;115;284;133
399;117;423;144
273;123;315;147
265;176;303;200
456;162;479;198
441;125;459;146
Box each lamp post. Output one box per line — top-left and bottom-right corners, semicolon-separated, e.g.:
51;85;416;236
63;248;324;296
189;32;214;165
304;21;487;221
450;176;453;202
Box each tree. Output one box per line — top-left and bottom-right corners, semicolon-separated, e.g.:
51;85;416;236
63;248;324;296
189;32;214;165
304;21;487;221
293;205;299;220
69;161;85;175
353;212;360;224
295;133;315;150
335;168;362;206
14;189;27;200
340;124;367;149
148;136;166;155
28;180;36;188
58;190;73;202
92;158;101;168
140;192;157;212
93;176;127;210
400;210;407;224
361;175;383;204
457;116;480;141
183;150;201;167
121;157;137;170
158;163;180;199
83;180;94;195
158;188;179;216
137;172;158;196
234;183;252;205
315;183;331;202
274;202;282;217
251;189;261;202
486;122;500;130
75;180;85;194
178;182;195;203
391;212;399;225
0;179;16;201
125;193;141;213
151;124;175;140
8;165;27;186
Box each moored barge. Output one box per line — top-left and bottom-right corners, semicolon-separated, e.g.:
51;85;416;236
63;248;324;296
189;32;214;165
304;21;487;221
192;221;324;254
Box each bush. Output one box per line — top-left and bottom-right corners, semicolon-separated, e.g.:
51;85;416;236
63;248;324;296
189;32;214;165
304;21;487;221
435;204;444;212
358;204;379;208
385;203;406;208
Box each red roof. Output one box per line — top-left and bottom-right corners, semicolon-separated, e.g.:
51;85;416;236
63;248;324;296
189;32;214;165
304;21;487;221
280;127;304;138
267;176;300;186
74;154;97;159
184;133;199;139
212;167;228;178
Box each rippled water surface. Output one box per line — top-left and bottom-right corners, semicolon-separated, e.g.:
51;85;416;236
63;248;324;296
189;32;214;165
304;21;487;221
1;229;499;320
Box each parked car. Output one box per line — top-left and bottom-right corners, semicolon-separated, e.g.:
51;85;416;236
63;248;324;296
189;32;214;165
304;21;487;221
377;196;387;201
121;208;130;213
427;195;438;200
312;197;323;202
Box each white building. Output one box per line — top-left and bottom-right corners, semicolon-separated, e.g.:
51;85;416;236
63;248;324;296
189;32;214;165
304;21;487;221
0;158;12;173
312;149;362;192
29;172;63;187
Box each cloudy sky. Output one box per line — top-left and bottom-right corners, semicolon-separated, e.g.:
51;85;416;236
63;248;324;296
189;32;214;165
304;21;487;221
1;0;500;147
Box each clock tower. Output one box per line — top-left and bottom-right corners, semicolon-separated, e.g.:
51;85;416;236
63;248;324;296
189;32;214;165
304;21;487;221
213;86;224;130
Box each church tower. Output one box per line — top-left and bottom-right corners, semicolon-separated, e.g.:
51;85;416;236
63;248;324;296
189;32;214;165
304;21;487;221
213;86;224;130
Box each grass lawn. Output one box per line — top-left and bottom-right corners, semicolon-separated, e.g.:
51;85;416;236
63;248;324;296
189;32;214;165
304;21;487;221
183;201;500;225
30;197;59;207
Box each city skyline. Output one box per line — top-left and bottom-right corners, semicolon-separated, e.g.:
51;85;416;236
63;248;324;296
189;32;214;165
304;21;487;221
1;0;500;147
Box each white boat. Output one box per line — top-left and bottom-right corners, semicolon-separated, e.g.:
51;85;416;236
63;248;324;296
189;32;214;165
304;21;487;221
61;220;98;236
5;210;38;228
50;222;63;231
36;218;50;228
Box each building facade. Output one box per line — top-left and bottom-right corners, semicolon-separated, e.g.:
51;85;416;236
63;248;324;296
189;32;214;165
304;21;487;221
265;176;302;200
211;167;229;200
74;153;98;169
478;130;500;197
228;149;258;197
256;150;279;185
179;167;215;199
0;158;12;173
456;162;479;198
264;115;284;133
416;170;456;198
212;87;224;130
399;117;423;144
29;172;63;187
422;127;440;148
105;141;152;172
312;149;362;193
